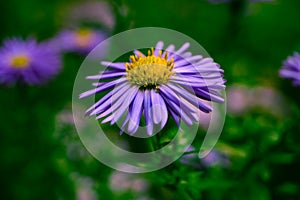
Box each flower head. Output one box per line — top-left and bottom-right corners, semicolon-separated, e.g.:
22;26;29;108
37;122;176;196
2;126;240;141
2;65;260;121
280;52;300;86
125;48;175;88
57;28;106;54
80;41;225;136
0;38;61;86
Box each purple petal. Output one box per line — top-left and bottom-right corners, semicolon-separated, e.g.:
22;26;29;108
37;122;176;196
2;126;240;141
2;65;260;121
170;75;207;86
163;44;175;58
158;94;168;129
110;86;139;124
180;98;200;121
159;85;181;105
181;52;192;58
165;44;175;53
165;97;193;126
175;42;190;55
101;114;114;123
171;75;225;94
86;72;126;80
159;87;194;126
167;83;212;113
97;107;113;119
79;77;126;98
151;90;162;124
174;68;200;74
120;112;130;135
167;104;180;127
174;55;203;67
127;91;144;134
280;69;300;79
96;84;137;118
154;41;164;56
196;57;214;65
134;50;145;57
144;90;153;136
90;82;131;115
86;82;127;114
194;87;224;103
101;61;126;70
159;85;198;116
160;85;198;121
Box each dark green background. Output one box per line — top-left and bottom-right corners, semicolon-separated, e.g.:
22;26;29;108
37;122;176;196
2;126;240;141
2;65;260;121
1;0;300;199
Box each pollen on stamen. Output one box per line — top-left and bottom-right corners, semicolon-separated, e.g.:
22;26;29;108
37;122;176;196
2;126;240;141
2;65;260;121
75;28;94;48
125;48;175;89
10;55;30;69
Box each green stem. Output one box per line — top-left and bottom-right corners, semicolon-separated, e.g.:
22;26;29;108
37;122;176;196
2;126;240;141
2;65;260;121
110;0;131;34
149;136;156;152
227;0;248;40
182;150;198;156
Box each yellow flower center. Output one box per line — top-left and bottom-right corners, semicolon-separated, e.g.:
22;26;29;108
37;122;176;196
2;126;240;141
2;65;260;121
10;55;30;69
126;48;175;89
75;28;94;48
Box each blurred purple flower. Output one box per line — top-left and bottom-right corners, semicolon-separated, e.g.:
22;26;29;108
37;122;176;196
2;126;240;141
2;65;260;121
65;0;115;30
109;171;149;193
80;41;225;136
0;38;61;86
180;146;202;169
227;85;251;115
180;146;230;168
280;52;300;86
201;150;230;167
71;174;98;200
56;28;106;54
227;84;288;117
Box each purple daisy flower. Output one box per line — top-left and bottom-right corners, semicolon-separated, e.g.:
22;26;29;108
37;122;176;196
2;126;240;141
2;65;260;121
180;146;230;168
201;150;230;167
80;41;225;136
56;28;106;54
0;38;61;86
280;52;300;86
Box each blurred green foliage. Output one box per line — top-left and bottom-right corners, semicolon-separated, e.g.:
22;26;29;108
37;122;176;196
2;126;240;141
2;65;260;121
1;0;300;199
